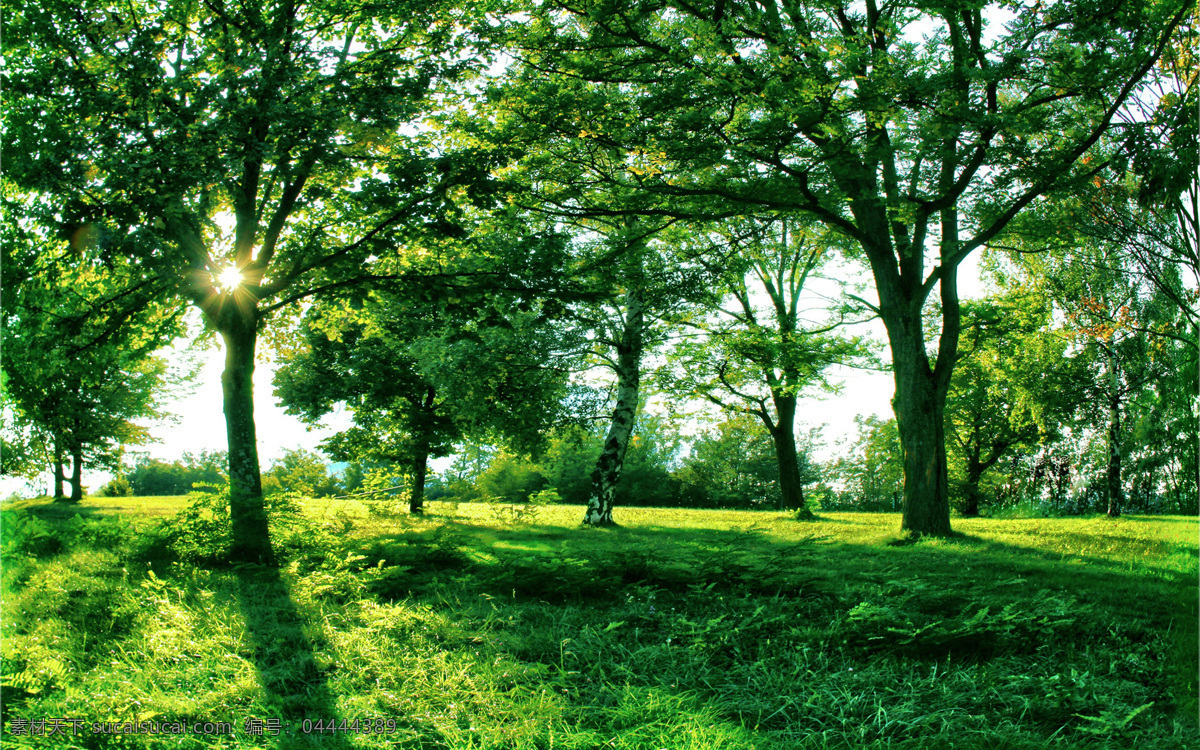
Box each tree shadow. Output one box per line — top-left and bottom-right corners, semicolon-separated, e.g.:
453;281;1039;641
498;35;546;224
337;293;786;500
234;564;352;749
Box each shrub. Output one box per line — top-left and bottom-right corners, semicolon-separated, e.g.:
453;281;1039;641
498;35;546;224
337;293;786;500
161;490;232;565
97;476;133;497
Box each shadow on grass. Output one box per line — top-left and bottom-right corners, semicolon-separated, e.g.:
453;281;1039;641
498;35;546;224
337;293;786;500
234;554;452;748
340;510;1200;745
234;564;353;749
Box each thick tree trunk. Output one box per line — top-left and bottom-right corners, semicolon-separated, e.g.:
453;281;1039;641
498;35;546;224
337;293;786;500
1106;348;1123;518
221;318;271;564
767;395;810;515
854;188;961;537
892;353;953;535
69;443;84;503
585;283;645;527
877;287;956;536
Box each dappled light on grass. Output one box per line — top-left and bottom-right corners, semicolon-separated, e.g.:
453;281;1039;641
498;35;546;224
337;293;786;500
2;498;1197;749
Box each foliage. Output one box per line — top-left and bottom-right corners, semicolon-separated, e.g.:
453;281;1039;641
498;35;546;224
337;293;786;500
125;451;227;496
537;418;692;508
97;476;133;497
819;416;905;512
3;0;506;558
944;290;1084;514
262;448;342;499
275;279;574;513
495;0;1192;536
0;202;185;498
991;198;1197;517
675;413;818;510
476;451;550;503
663;217;863;513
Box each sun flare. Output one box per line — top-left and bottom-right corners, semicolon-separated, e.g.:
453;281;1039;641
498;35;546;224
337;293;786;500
216;266;243;292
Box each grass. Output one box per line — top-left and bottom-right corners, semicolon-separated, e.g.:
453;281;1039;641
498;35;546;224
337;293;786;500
1;496;1197;749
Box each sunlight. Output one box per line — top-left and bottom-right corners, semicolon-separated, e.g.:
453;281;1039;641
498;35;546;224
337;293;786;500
216;266;243;292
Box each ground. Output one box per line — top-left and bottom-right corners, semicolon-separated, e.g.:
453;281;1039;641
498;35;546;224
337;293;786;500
1;496;1196;749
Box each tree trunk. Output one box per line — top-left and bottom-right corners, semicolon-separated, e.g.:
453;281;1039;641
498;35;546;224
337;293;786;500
409;386;436;514
961;459;984;517
221;317;271;564
69;442;84;503
53;439;66;500
1106;347;1123;518
410;446;429;515
855;209;958;537
767;395;810;516
890;329;953;537
584;283;645;527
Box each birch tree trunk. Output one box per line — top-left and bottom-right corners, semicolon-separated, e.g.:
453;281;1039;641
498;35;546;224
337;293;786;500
584;282;645;527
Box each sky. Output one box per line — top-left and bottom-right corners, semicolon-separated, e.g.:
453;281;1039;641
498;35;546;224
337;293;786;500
3;258;986;499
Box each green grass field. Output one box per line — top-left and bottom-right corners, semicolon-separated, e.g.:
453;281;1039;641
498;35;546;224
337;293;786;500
2;496;1197;749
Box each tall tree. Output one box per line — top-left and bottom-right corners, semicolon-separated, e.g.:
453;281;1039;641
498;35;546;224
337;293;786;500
4;0;489;559
579;223;652;526
666;216;861;516
502;0;1189;536
992;236;1183;517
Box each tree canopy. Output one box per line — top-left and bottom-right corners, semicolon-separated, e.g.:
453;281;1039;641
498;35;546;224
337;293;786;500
497;0;1191;535
3;0;501;558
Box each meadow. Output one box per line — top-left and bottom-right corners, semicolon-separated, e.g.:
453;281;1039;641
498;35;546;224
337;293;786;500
1;495;1197;749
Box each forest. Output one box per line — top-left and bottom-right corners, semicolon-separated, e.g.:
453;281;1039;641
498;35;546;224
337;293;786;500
1;0;1197;748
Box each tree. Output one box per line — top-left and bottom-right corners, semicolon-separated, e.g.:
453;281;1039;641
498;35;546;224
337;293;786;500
666;216;862;516
992;232;1185;517
579;226;652;525
274;279;572;513
5;0;490;559
945;291;1081;515
125;451;228;496
502;0;1190;535
530;415;692;508
1;210;184;501
262;448;341;498
821;415;904;512
676;412;815;510
1096;16;1198;351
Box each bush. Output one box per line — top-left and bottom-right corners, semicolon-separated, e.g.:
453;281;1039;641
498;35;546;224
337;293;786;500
160;490;232;565
97;476;132;497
